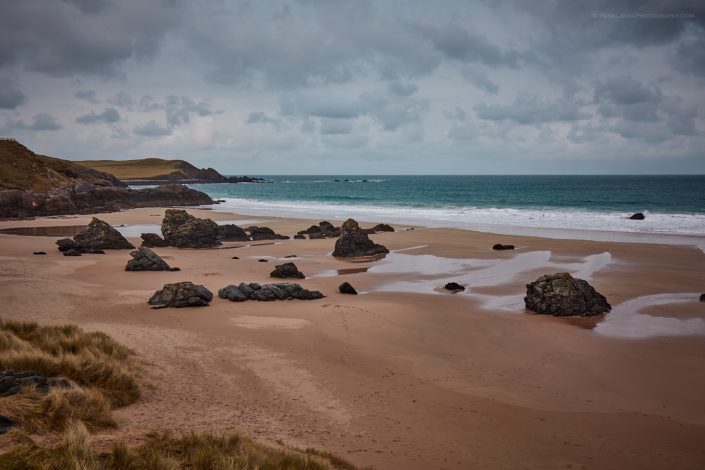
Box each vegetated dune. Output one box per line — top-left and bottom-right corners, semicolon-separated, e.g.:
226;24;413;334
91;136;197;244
76;157;209;181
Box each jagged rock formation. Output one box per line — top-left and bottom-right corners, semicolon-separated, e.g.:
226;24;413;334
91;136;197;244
270;262;305;279
148;282;213;308
524;273;611;316
332;218;389;258
218;282;324;301
73;217;134;250
297;221;340;239
125;246;179;271
141;233;169;247
0;140;213;219
161;209;220;248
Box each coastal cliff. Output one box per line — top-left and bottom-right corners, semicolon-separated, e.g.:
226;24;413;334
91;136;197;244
0;139;213;219
75;157;267;185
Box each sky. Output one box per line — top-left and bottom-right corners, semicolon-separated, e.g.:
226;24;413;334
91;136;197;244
0;0;704;175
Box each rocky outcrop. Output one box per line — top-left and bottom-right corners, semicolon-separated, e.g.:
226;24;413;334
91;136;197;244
148;282;213;308
444;282;465;291
217;224;250;241
364;223;394;234
629;212;645;220
297;221;341;239
524;273;611;316
0;370;71;397
492;244;515;251
73;217;134;249
141;233;168;247
125;246;179;271
339;282;357;295
270;262;305;279
161;209;220;248
332;218;389;258
247;226;289;241
218;282;324;302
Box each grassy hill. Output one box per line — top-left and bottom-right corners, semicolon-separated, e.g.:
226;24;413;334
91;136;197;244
0;139;124;192
76;157;202;180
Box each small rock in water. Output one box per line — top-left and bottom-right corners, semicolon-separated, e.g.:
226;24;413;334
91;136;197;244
629;212;645;220
444;282;465;291
148;282;213;308
339;282;357;295
492;243;515;251
270;262;305;279
33;251;46;255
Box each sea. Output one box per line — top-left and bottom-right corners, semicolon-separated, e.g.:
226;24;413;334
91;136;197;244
187;175;705;242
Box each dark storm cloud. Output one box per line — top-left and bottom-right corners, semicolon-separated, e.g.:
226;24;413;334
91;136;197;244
0;0;180;77
0;78;26;109
74;90;98;103
474;94;589;124
75;107;121;124
594;76;662;122
134;120;171;137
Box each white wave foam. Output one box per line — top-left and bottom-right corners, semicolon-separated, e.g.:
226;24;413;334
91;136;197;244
209;198;705;245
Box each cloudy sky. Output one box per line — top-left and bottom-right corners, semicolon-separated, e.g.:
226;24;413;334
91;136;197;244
1;0;704;174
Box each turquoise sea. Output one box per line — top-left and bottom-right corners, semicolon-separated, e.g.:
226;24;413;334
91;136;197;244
188;175;705;236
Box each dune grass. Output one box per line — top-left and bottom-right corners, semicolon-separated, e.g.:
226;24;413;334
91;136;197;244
0;422;364;470
0;319;140;433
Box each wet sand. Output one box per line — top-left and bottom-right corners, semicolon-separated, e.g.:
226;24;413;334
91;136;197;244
1;207;704;469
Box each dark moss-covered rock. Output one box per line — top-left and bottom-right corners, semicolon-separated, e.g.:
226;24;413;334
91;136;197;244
73;217;134;250
270;262;305;279
339;282;357;295
148;282;213;308
524;273;610;316
161;209;220;248
218;282;324;301
217;224;250;241
125;246;179;272
332;218;389;258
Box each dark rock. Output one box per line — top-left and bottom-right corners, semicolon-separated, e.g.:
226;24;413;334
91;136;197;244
629;212;645;220
72;217;134;250
63;249;82;256
492;244;515;251
368;223;394;233
0;370;71;397
444;282;465;291
309;232;325;240
319;221;336;233
258;258;269;262
0;414;15;435
141;232;168;247
231;256;239;260
219;282;324;302
217;224;250;241
56;237;82;252
126;246;179;271
248;226;289;240
270;262;305;279
284;254;297;258
294;234;306;240
700;293;705;302
524;273;611;316
148;282;213;308
339;282;357;295
161;209;220;248
332;218;389;258
33;251;46;255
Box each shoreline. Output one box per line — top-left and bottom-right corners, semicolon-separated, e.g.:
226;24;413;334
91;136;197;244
1;206;704;469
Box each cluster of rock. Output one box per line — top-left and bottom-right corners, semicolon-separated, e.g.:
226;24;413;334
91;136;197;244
125;246;179;272
148;282;214;308
247;226;289;241
219;282;324;302
0;370;71;397
332;219;389;258
270;262;305;279
296;221;341;239
524;273;611;316
56;217;134;255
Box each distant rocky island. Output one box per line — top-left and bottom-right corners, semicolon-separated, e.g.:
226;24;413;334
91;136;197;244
0;139;214;219
76;157;268;185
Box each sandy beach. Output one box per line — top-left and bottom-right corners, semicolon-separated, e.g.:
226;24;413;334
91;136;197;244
1;207;704;469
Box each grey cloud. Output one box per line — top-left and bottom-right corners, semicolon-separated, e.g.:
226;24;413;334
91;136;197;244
474;94;589;124
461;66;499;94
3;112;61;131
0;78;26;109
109;91;133;110
134;120;171;137
164;95;211;126
74;89;98;103
320;118;353;135
247;111;278;125
388;82;418;96
75;107;121;124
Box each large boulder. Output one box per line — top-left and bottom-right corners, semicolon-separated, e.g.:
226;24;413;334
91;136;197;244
217;224;250;241
270;262;305;279
125;246;179;272
148;282;213;308
73;217;134;250
218;282;323;302
247;226;289;241
161;209;220;248
332;218;389;258
141;232;168;247
524;273;611;316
